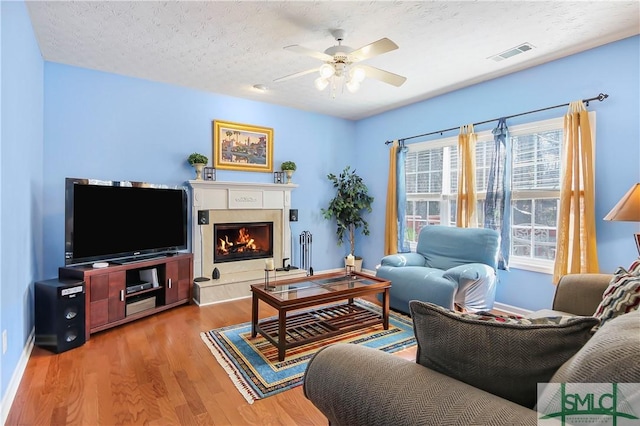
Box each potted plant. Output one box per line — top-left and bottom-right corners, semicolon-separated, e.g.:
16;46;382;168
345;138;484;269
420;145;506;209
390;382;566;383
281;161;297;183
321;166;374;271
188;153;208;180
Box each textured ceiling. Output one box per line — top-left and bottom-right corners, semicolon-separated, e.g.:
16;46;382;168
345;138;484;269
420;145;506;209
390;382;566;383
26;1;639;120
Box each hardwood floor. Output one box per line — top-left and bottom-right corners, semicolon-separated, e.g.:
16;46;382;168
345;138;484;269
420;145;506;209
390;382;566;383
6;295;416;425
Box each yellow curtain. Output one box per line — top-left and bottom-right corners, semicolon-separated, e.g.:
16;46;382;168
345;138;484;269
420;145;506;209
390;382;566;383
456;125;477;228
553;101;599;283
384;141;399;255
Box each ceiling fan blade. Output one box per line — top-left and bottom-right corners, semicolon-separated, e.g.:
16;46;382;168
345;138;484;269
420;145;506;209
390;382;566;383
349;38;399;62
283;45;333;62
273;67;319;83
359;64;407;87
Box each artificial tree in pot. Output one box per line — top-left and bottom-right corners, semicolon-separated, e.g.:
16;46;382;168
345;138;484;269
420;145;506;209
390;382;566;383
188;153;208;180
321;166;374;271
281;161;297;183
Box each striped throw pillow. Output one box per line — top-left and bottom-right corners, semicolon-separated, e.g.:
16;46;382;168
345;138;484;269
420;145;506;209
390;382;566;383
593;262;640;328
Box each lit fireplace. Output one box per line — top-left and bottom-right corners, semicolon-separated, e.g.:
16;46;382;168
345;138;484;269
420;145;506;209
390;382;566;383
214;221;273;263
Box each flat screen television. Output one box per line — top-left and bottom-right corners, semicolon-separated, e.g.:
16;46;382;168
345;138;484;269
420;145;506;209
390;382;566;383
64;178;188;266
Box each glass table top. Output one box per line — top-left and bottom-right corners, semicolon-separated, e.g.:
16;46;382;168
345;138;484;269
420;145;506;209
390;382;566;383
256;275;384;301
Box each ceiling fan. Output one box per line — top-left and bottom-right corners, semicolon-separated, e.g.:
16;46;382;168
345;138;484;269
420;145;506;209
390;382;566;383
274;29;407;94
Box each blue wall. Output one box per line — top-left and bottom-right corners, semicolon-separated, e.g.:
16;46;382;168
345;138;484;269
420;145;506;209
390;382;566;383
42;63;356;277
355;35;640;310
1;0;639;410
1;0;44;402
42;36;640;312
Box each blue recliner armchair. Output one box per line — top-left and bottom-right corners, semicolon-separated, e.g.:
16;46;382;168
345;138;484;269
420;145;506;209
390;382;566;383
376;225;500;314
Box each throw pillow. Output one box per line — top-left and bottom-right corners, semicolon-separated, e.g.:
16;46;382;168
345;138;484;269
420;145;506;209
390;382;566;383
628;258;640;274
550;310;640;384
593;264;640;328
409;300;599;409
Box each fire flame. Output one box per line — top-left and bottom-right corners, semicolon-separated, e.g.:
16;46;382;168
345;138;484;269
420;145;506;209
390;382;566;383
218;227;257;254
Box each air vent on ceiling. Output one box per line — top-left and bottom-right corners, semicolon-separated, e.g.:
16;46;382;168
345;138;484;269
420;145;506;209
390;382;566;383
490;42;535;62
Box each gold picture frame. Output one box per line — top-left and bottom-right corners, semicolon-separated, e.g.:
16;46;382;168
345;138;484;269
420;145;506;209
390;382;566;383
213;120;274;172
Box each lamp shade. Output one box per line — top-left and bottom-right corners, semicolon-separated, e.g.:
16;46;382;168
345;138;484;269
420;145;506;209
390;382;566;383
350;67;366;83
345;79;360;93
604;183;640;222
319;64;335;79
314;77;329;91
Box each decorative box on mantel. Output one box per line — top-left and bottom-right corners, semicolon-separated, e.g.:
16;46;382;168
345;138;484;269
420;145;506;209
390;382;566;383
188;180;305;305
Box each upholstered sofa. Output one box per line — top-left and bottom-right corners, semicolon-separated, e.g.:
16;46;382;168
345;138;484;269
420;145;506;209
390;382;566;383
376;225;500;313
304;273;640;426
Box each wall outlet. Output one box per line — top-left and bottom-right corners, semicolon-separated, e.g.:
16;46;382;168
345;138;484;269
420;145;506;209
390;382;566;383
2;330;7;354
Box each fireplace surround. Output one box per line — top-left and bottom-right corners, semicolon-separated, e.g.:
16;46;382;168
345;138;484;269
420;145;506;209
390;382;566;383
188;180;305;305
214;221;273;263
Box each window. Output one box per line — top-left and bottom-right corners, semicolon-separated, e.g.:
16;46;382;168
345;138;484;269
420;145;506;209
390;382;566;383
404;114;594;273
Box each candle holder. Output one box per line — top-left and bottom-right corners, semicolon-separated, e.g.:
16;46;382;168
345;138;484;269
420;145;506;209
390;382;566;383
203;167;216;181
273;171;284;184
345;265;355;278
264;268;276;290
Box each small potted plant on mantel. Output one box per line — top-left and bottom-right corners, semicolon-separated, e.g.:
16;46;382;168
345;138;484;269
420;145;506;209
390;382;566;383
188;153;208;180
321;166;374;272
281;161;297;183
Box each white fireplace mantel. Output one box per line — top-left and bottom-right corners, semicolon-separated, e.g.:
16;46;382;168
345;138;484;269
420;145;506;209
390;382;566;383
189;180;298;211
187;180;304;305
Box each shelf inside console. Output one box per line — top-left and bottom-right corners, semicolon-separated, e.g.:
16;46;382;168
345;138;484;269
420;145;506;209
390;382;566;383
126;295;157;316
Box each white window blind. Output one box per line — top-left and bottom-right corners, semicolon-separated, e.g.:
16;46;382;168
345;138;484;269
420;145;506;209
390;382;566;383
403;114;595;273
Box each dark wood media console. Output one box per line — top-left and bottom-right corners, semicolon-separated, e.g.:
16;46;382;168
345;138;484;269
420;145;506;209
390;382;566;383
59;253;193;340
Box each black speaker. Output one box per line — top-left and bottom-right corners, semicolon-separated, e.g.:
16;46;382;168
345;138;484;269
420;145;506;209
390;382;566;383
289;209;298;222
198;210;209;225
35;278;86;354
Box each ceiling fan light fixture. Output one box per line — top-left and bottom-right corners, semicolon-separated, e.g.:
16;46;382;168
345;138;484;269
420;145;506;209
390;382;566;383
278;30;406;96
319;63;335;79
334;63;345;77
350;67;366;83
346;79;360;93
314;77;329;91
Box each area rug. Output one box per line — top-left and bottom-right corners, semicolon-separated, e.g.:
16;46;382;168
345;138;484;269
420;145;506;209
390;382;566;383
200;299;415;404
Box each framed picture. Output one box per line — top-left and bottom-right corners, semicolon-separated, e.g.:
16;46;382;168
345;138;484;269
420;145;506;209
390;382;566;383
213;120;274;172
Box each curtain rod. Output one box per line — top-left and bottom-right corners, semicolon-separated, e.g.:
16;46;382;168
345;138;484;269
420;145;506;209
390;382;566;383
384;92;609;145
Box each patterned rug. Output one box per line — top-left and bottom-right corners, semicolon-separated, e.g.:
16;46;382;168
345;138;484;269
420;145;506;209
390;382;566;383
200;299;415;404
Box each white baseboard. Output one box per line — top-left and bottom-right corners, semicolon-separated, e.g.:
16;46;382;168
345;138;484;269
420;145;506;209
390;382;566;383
493;301;532;317
1;328;35;425
194;294;250;307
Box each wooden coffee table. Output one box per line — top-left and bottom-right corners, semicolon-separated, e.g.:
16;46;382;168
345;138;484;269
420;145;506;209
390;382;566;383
250;271;391;361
